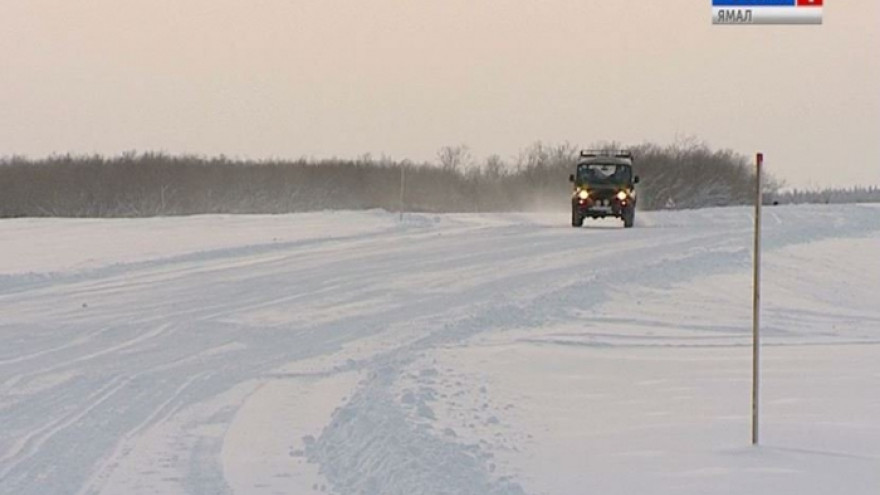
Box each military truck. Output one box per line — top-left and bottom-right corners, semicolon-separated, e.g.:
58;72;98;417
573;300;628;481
569;150;640;228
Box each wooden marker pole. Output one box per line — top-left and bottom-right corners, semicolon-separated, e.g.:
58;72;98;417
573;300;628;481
752;152;763;445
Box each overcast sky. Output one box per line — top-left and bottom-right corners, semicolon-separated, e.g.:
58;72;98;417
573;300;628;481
1;0;877;188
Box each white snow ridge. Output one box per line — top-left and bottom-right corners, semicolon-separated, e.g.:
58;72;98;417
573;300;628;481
1;205;879;495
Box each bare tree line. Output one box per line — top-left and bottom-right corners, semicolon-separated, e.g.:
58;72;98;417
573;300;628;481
770;186;880;205
0;141;787;218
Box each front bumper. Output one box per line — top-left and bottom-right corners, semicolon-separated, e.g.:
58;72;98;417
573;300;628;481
573;197;632;217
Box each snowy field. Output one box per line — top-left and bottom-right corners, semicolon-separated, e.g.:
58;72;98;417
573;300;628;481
1;205;879;495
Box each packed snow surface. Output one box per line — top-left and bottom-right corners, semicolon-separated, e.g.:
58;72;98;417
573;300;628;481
1;205;879;495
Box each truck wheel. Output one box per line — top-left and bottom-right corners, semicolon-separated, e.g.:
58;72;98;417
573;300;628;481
572;208;584;227
623;207;635;228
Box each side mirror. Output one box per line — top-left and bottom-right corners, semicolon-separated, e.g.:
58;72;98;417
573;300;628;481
569;174;575;183
633;176;640;184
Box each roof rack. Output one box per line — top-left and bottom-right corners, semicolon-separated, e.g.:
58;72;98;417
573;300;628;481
580;149;633;159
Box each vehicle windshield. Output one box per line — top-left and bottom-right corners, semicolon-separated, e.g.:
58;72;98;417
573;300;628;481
577;163;632;185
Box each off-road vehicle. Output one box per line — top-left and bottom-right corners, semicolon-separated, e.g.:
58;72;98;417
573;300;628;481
569;150;640;228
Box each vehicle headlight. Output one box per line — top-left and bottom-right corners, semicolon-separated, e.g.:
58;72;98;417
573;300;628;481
616;191;628;201
578;189;589;200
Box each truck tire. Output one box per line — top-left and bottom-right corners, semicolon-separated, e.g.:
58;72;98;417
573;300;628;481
572;208;584;227
623;206;635;228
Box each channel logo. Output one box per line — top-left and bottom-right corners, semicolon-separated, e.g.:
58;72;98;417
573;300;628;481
713;0;823;25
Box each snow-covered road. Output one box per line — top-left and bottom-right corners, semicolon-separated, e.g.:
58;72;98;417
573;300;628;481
1;205;879;495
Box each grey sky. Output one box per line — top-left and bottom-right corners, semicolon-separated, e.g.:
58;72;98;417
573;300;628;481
1;0;877;188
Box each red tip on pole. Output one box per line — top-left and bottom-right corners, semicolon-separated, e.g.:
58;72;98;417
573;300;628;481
757;153;764;165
